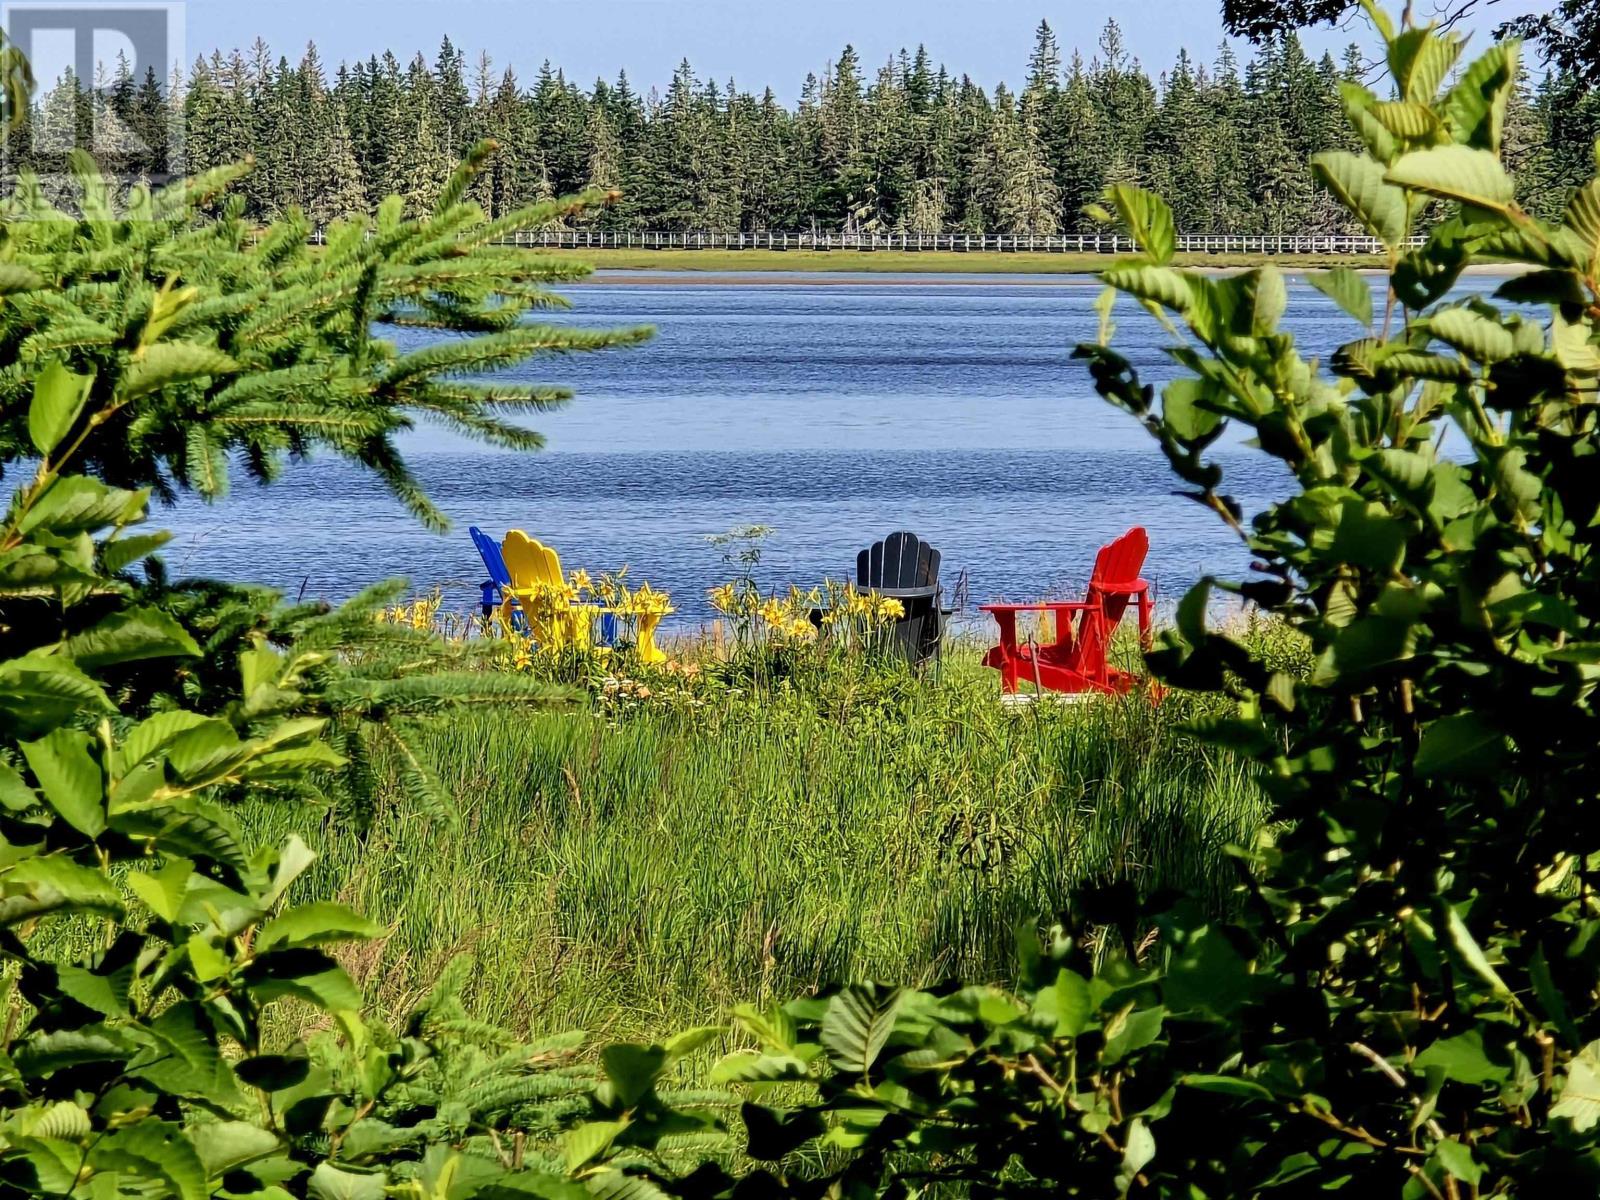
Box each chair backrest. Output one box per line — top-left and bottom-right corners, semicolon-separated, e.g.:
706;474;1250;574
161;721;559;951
857;531;941;591
1074;527;1150;671
502;530;567;597
470;526;513;589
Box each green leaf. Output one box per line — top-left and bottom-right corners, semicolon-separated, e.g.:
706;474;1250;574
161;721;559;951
1369;100;1440;140
1552;1042;1600;1132
1388;26;1462;104
1311;151;1409;246
1099;265;1191;313
194;1122;283;1178
307;1162;388;1200
663;1025;726;1063
242;950;363;1012
710;1052;809;1085
65;606;200;671
1427;307;1517;364
57;960;133;1018
234;1053;311;1092
1034;968;1092;1037
563;1120;626;1171
14;1026;133;1077
820;986;902;1075
125;856;192;922
1117;1118;1156;1197
17;476;147;537
1101;1006;1164;1065
1182;1075;1276;1100
120;711;212;772
1161;378;1225;442
1444;908;1517;1004
121;342;240;399
28;360;95;456
1248;266;1287;332
0;759;37;812
1441;42;1517;153
1386;145;1516;211
1305;267;1373;327
1415;1031;1507;1085
1415;713;1509;777
20;728;106;838
600;1044;667;1107
2;856;122;923
101;531;172;575
1340;81;1398;162
0;653;113;735
587;1171;672;1200
256;902;385;953
30;1100;92;1141
1495;268;1588;307
1434;1139;1484;1186
1103;184;1176;264
89;1120;207;1200
186;935;231;983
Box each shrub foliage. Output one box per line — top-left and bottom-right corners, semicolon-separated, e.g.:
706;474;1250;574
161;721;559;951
0;146;652;1194
600;7;1600;1198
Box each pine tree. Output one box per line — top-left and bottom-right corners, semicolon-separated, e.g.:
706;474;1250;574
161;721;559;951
434;35;471;159
363;52;406;206
148;24;1562;236
1026;20;1063;100
131;66;170;178
996;89;1061;235
396;90;449;217
1055;52;1110;228
818;46;867;224
312;99;367;223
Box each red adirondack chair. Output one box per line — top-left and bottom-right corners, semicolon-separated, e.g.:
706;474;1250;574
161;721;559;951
980;528;1155;697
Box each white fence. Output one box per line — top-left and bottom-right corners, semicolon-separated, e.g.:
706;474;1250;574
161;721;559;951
468;229;1425;256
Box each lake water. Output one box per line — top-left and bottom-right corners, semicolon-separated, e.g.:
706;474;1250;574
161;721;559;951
158;270;1496;623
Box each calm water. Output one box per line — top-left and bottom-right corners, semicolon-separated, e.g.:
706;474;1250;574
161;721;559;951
158;270;1497;622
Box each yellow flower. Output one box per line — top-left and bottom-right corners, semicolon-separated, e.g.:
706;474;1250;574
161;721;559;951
879;597;906;621
759;597;787;627
709;583;738;615
569;568;593;597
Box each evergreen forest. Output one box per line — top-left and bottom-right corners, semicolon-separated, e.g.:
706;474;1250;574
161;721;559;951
5;19;1593;234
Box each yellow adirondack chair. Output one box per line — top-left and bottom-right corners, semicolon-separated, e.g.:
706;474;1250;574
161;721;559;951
500;531;675;663
500;531;602;652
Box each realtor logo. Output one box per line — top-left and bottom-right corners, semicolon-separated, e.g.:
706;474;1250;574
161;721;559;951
1;1;185;188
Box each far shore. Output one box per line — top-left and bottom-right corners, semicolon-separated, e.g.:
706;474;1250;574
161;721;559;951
558;247;1520;283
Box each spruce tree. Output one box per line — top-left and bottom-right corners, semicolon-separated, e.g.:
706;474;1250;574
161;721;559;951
997;89;1062;234
129;22;1565;236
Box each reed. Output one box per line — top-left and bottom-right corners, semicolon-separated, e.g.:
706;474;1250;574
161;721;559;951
244;640;1266;1046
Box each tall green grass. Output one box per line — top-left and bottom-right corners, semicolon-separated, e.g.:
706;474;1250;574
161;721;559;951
244;648;1263;1044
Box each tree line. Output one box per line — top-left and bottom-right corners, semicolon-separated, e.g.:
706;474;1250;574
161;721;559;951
2;19;1589;234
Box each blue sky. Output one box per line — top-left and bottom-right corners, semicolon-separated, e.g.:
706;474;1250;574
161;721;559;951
177;0;1550;97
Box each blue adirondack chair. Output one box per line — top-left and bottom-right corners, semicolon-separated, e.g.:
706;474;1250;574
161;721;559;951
470;526;523;629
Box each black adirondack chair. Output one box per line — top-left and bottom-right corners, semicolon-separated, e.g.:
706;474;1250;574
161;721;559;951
856;531;945;666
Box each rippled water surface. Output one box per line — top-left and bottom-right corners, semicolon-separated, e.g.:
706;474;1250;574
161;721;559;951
158;270;1498;621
